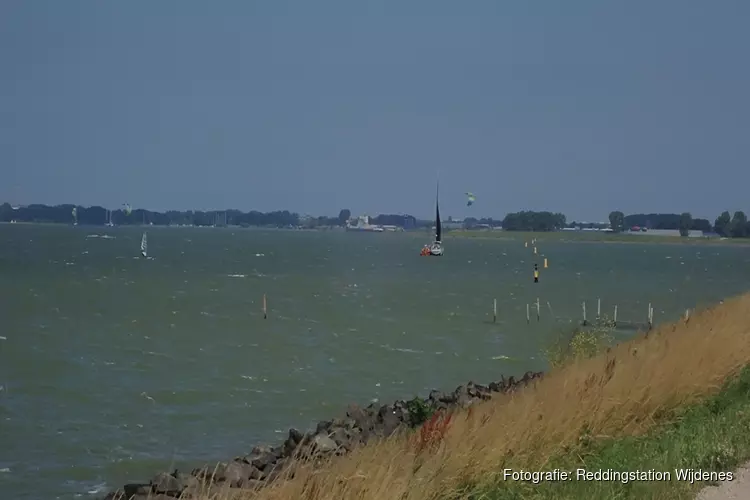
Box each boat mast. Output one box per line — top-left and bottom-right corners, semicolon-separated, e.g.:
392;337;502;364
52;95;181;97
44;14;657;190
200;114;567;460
435;176;442;243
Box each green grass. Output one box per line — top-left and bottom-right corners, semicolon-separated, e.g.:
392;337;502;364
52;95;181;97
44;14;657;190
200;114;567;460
542;317;615;369
467;365;750;500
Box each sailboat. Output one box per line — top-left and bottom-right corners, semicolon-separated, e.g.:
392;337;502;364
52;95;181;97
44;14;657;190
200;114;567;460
421;180;444;256
140;232;148;258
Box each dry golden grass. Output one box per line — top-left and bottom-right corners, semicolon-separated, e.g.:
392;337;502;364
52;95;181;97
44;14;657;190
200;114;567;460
190;293;750;500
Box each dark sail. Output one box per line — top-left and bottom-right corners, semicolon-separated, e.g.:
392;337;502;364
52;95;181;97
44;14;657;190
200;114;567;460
435;182;442;243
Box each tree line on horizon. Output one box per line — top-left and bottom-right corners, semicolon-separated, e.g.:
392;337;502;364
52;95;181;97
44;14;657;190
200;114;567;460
0;203;422;229
2;202;749;238
607;210;750;238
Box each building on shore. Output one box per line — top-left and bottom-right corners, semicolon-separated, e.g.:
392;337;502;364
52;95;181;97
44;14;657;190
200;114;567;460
628;228;704;238
443;217;464;230
345;215;384;232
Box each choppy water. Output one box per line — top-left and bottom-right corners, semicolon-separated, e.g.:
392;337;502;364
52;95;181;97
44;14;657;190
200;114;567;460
0;224;748;499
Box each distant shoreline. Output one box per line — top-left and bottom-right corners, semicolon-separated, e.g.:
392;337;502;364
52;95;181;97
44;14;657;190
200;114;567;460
446;230;750;247
4;221;750;247
0;221;343;231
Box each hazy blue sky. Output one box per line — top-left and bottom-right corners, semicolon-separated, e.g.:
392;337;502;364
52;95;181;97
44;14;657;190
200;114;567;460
1;1;748;221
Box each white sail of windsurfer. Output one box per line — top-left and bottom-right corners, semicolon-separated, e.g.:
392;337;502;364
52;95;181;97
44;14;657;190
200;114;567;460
140;232;148;258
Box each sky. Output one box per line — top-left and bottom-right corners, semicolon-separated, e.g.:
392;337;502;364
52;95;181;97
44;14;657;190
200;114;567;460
1;1;748;222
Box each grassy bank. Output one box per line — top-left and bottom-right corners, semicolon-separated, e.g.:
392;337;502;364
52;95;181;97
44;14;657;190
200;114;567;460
193;293;750;500
474;364;750;499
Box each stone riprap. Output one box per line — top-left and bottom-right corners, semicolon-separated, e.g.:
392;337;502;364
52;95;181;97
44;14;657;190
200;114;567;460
104;371;543;500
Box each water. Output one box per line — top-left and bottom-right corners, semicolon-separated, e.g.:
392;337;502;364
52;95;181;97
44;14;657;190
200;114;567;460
0;224;748;499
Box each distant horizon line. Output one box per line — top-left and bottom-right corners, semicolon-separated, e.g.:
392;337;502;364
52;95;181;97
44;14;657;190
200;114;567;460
1;200;726;225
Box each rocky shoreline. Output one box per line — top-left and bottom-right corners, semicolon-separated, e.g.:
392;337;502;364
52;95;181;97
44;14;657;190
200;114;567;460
104;370;544;500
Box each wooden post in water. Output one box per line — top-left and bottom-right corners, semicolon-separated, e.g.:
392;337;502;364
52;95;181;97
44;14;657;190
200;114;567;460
493;298;497;323
651;305;654;326
536;298;540;321
263;293;268;320
651;306;654;328
526;304;530;324
613;305;618;327
597;298;601;320
582;301;587;326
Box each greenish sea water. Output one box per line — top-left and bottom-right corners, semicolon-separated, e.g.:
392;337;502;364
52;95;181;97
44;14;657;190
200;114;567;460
0;224;748;499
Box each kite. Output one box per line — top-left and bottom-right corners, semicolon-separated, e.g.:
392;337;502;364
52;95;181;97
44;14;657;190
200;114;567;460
465;192;476;207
